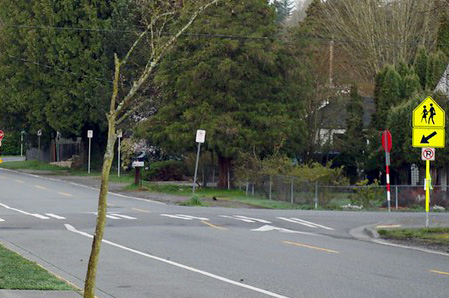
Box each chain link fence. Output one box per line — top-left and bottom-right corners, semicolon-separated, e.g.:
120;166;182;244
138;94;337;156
237;175;449;210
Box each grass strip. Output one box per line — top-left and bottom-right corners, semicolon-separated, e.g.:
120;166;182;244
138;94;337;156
0;160;69;171
0;243;75;290
378;227;449;246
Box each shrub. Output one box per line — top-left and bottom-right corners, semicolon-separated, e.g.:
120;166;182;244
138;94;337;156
180;195;203;206
351;179;384;208
143;160;188;181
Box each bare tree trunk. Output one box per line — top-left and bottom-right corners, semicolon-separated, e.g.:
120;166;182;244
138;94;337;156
83;118;117;298
218;155;232;189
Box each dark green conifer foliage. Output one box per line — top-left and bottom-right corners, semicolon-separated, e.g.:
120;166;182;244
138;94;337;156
373;65;401;130
426;51;447;90
338;85;366;182
138;0;303;187
413;46;429;90
0;0;130;137
272;0;295;24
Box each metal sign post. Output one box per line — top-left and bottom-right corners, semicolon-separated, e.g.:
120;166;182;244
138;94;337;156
192;130;206;194
37;129;42;161
117;130;122;178
412;96;445;228
20;131;25;157
381;130;392;212
87;130;93;174
422;148;435;228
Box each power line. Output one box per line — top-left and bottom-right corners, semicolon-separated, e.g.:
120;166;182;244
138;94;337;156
1;24;434;46
7;54;114;85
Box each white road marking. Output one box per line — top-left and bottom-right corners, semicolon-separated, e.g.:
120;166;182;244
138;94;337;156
277;217;334;230
252;225;320;236
65;224;290;298
35;185;47;190
15;179;24;183
234;215;271;223
161;214;209;221
219;215;254;222
45;213;66;220
106;215;122;219
0;203;49;219
59;192;72;197
0;218;4;222
110;214;137;220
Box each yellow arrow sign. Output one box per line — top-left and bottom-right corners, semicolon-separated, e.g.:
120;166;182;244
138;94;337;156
412;128;445;148
412;96;445;128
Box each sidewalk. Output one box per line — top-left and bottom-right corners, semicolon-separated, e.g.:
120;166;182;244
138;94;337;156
0;290;81;298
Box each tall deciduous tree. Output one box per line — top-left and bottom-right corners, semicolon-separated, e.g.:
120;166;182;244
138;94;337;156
321;0;438;79
75;1;221;297
137;0;304;188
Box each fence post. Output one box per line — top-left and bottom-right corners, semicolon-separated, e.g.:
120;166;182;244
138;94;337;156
246;181;249;196
269;176;272;200
315;181;318;209
290;177;294;204
395;185;398;210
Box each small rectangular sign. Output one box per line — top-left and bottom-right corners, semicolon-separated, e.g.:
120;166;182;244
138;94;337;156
132;161;144;168
87;130;93;139
196;130;206;143
412;128;445;148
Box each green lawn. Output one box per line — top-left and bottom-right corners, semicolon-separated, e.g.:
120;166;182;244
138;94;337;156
378;227;449;246
0;160;69;171
0;243;76;290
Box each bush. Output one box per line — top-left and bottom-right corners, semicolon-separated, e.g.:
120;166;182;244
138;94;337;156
351;179;384;208
180;195;203;206
143;160;188;181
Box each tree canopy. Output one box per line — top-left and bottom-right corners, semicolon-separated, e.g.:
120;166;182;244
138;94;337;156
136;0;305;187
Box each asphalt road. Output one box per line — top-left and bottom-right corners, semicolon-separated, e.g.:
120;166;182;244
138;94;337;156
0;169;448;298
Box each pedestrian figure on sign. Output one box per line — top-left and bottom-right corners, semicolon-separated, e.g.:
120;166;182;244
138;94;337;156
429;103;436;124
421;105;428;123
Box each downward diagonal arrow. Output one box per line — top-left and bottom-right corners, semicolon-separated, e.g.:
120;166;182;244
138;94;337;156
421;131;437;144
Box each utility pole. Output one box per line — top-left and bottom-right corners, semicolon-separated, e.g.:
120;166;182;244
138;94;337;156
329;35;334;88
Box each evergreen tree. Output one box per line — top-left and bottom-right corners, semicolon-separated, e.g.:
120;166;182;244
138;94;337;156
336;85;366;182
137;0;304;188
373;64;401;130
413;46;429;90
0;0;130;138
426;51;447;90
273;0;295;24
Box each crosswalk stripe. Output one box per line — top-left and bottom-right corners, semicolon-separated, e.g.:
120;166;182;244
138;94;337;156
45;213;66;220
291;218;334;230
110;214;137;220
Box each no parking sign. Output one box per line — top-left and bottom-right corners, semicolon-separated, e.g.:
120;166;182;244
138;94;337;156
422;147;435;161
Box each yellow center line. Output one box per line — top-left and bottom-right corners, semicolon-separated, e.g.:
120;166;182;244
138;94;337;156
201;220;228;231
283;241;340;254
430;270;449;277
59;192;72;197
132;208;151;213
35;185;47;190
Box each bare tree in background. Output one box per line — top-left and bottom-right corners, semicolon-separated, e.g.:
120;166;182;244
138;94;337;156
321;0;439;78
82;1;220;297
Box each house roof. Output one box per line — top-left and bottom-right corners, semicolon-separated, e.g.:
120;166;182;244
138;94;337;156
435;64;449;95
318;96;375;129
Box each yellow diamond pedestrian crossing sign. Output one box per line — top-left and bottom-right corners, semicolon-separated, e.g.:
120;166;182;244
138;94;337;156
412;96;445;148
412;96;445;128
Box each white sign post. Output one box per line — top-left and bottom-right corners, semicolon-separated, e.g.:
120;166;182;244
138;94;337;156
192;130;206;193
87;130;93;174
20;131;25;157
117;130;122;178
37;129;42;161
